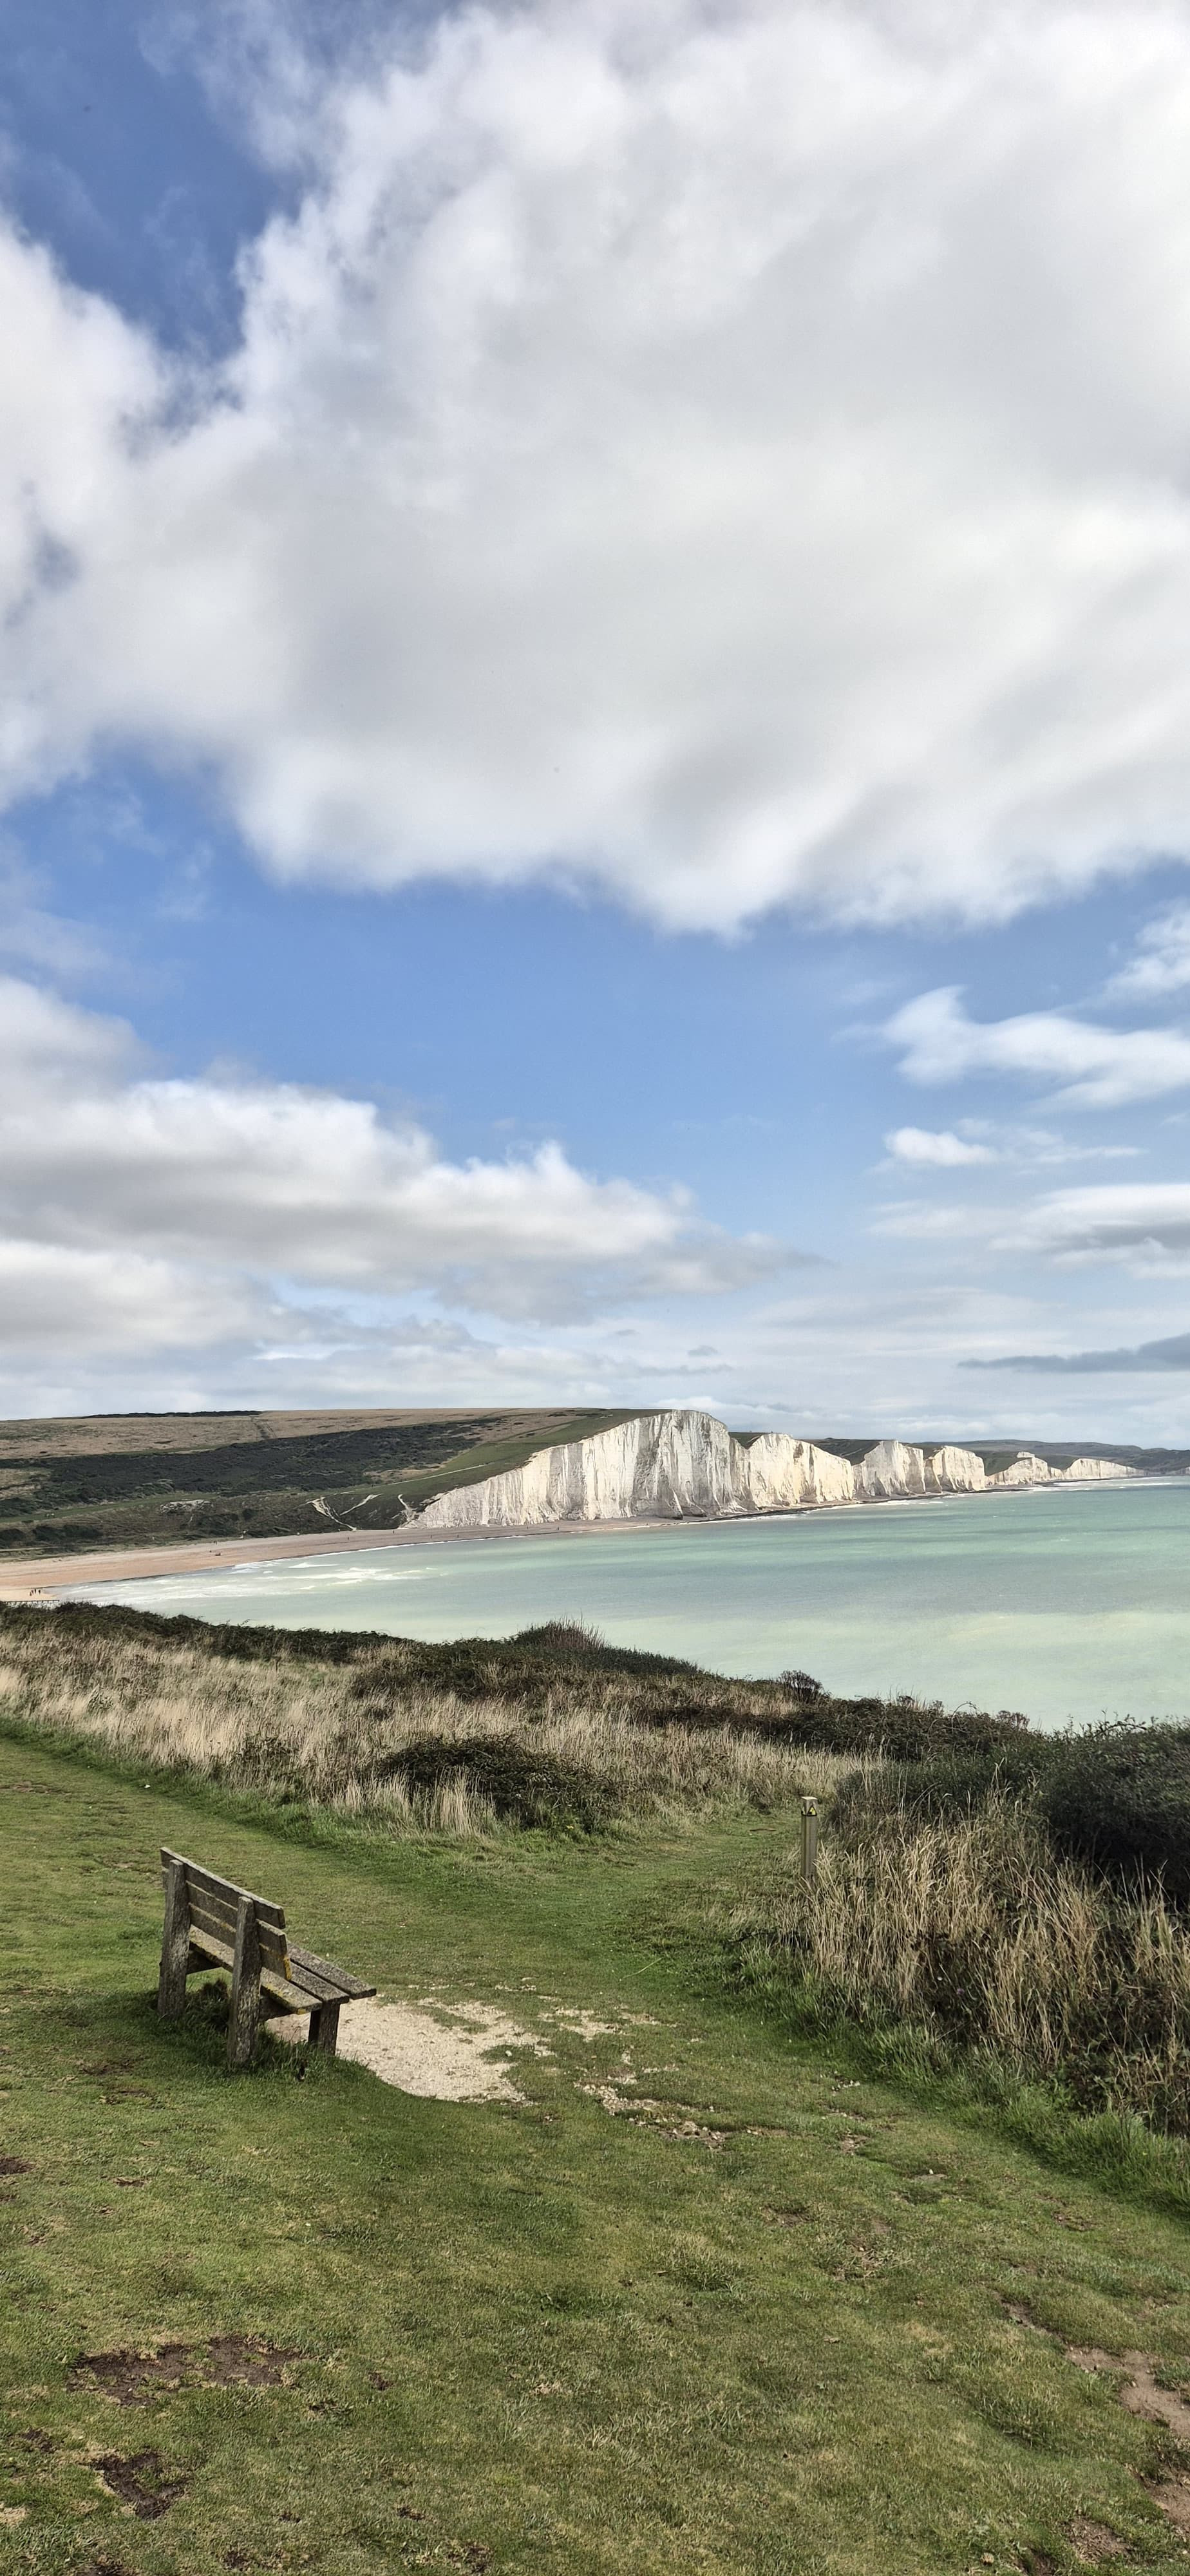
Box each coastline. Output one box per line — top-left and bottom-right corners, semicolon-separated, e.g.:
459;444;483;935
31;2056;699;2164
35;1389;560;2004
0;1513;680;1604
0;1472;1157;1605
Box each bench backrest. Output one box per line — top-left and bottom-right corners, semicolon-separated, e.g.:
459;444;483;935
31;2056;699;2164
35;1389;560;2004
161;1848;292;1982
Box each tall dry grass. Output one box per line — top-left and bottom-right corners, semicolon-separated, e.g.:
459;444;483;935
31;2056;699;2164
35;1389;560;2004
0;1620;856;1837
732;1791;1190;2127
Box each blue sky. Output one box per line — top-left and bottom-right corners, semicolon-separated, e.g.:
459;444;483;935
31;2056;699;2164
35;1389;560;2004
6;0;1190;1437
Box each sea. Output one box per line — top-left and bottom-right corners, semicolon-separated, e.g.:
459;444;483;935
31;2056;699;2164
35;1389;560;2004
60;1475;1190;1732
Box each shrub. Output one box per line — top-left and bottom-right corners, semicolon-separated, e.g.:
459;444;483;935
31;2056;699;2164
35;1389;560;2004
378;1734;612;1833
1041;1721;1190;1904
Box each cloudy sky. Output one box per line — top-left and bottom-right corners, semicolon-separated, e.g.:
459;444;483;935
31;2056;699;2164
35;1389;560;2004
8;0;1190;1437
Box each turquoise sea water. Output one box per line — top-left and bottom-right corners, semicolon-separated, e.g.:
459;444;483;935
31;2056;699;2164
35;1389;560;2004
62;1477;1190;1730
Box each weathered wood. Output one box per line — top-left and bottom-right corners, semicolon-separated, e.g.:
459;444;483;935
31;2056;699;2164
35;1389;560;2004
289;1942;375;2000
160;1848;286;1930
189;1927;332;2014
156;1855;191;2020
228;1895;262;2069
186;1892;290;1976
800;1795;819;1885
307;1999;343;2055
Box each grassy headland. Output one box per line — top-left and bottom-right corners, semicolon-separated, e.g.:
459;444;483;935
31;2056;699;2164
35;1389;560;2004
6;1607;1190;2568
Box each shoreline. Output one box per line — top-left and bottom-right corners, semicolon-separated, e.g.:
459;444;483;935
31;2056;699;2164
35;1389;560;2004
0;1473;1160;1605
0;1514;681;1603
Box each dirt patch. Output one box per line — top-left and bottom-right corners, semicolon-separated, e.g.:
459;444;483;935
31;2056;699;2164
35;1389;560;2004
1117;2354;1190;2446
73;2335;299;2407
267;1996;549;2101
79;2559;137;2575
541;2009;618;2040
94;2449;187;2519
1066;2343;1190;2445
578;2080;728;2150
0;2155;32;2175
1148;2474;1190;2533
1068;2517;1127;2563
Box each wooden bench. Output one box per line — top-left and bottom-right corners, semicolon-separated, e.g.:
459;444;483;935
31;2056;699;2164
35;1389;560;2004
157;1848;375;2069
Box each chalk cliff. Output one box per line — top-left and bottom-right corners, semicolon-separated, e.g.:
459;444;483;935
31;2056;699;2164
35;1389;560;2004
987;1451;1135;1489
417;1410;1126;1530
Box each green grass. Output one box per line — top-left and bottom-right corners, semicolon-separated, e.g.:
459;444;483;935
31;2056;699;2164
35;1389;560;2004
5;1732;1190;2573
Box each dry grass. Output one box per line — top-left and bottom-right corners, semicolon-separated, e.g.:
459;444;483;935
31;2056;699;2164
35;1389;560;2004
0;1621;857;1838
733;1792;1190;2128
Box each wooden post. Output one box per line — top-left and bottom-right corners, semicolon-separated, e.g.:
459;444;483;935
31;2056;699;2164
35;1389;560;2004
228;1896;262;2069
157;1857;191;2020
800;1795;819;1886
308;2000;341;2056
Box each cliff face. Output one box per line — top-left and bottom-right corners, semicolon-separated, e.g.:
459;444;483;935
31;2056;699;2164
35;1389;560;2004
987;1451;1135;1489
988;1451;1053;1489
925;1444;987;1493
739;1434;856;1510
418;1410;1120;1530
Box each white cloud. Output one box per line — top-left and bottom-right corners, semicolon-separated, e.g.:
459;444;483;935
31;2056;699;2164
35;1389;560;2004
0;974;786;1358
15;5;1190;923
886;987;1190;1107
1003;1181;1190;1262
1107;904;1190;999
884;1126;997;1167
0;1239;257;1352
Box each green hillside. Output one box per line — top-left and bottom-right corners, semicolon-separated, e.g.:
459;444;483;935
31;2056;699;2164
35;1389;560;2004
0;1407;645;1558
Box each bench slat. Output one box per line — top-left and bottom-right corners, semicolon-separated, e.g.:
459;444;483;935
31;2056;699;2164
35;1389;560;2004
160;1848;287;1932
289;1942;376;2001
186;1893;290;1977
187;1927;325;2014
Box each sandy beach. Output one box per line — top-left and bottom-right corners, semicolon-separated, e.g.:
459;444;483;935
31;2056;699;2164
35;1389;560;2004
0;1514;675;1603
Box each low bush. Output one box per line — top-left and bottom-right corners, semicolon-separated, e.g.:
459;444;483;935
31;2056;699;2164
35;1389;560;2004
1041;1719;1190;1904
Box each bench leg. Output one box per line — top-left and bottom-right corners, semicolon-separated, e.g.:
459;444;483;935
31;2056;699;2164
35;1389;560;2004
307;2000;341;2056
157;1859;191;2020
228;1897;261;2069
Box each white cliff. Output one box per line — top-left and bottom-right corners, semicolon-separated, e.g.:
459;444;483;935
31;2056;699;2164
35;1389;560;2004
925;1444;987;1493
987;1450;1135;1489
988;1451;1054;1488
739;1434;856;1510
417;1411;1129;1530
856;1439;929;1499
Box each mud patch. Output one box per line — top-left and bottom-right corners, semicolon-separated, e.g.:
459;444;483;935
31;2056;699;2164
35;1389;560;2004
72;2335;299;2407
94;2449;187;2519
0;2155;32;2175
267;1997;549;2101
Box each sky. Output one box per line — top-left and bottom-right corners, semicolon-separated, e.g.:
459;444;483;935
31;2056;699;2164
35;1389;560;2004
7;1;1190;1439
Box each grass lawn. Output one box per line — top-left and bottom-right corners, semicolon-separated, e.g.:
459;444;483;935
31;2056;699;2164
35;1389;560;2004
3;1732;1190;2574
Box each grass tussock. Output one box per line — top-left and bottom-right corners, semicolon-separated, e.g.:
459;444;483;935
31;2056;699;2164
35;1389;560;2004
0;1606;860;1837
731;1788;1190;2132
